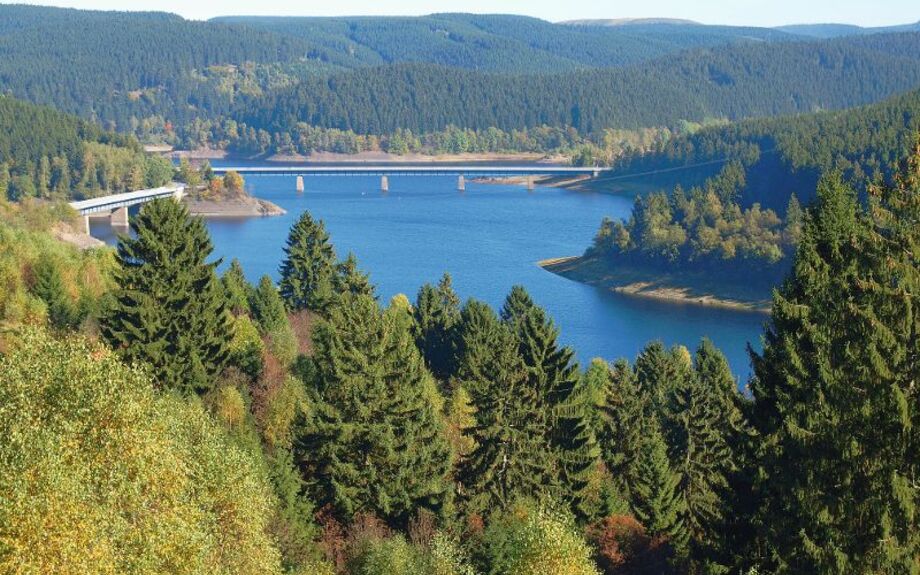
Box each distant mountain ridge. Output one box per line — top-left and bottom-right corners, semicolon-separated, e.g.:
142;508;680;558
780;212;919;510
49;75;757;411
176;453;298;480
776;20;920;38
560;18;701;26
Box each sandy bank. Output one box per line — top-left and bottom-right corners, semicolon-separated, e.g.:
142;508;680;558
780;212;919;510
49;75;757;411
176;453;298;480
540;256;772;314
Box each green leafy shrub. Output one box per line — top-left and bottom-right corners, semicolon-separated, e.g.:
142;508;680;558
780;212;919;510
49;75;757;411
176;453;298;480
483;504;600;575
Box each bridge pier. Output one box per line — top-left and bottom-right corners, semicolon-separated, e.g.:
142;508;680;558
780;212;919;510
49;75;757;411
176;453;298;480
592;169;600;178
526;176;535;191
296;176;304;193
111;206;129;227
457;175;465;191
381;175;389;192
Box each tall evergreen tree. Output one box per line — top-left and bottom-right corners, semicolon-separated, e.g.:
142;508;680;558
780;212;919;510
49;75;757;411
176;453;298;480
333;252;375;300
500;286;597;514
222;258;253;316
101;198;230;394
666;365;732;562
634;341;689;422
278;211;336;314
748;156;920;573
631;423;689;555
597;359;647;509
294;293;452;527
456;299;553;513
413;273;462;381
250;275;289;334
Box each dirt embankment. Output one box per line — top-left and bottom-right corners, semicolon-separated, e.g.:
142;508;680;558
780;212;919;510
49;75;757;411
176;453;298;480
540;256;772;313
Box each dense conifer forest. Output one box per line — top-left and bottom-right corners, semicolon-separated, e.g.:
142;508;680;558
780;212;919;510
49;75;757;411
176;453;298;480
2;5;920;157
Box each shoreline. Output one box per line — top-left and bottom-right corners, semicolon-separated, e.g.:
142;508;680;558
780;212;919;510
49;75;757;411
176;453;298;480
183;197;286;218
540;255;772;314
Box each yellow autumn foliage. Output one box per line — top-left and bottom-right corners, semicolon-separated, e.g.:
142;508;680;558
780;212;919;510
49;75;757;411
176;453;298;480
0;328;284;575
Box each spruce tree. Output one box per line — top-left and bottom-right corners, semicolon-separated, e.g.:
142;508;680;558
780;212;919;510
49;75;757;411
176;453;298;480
413;273;462;381
278;211;336;314
666;366;731;559
631;423;689;555
455;299;554;513
634;341;688;422
31;257;76;329
101;198;230;394
333;252;375;300
294;293;452;527
250;275;288;334
222;259;252;316
749;156;920;573
500;286;597;514
597;359;647;509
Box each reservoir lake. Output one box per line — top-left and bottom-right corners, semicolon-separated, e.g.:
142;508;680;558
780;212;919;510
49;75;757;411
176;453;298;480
93;169;766;383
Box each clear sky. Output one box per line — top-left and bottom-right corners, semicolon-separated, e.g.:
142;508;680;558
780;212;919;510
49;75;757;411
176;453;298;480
3;0;919;27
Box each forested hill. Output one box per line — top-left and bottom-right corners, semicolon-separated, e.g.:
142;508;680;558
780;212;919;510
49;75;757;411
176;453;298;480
0;5;312;125
602;87;920;212
0;95;172;200
1;4;919;153
237;33;920;135
214;14;799;73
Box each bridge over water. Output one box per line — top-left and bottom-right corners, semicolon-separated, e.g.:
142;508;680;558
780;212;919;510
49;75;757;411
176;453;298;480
210;165;609;192
69;184;185;233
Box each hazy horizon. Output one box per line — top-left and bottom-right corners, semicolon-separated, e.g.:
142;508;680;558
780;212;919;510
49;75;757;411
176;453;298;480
2;0;918;28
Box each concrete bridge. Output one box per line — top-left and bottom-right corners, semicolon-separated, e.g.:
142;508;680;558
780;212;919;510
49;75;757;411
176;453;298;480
69;184;185;234
210;165;608;192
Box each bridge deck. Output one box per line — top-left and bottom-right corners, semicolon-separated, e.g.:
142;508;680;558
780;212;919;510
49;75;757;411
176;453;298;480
69;185;184;215
210;165;607;177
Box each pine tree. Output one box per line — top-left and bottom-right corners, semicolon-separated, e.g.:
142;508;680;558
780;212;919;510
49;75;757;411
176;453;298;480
101;198;230;394
222;259;252;316
749;156;920;573
279;211;336;314
413;273;462;381
30;257;76;329
634;341;688;422
499;284;534;324
294;293;452;527
631;423;688;554
666;366;731;557
333;252;375;300
500;286;597;514
250;275;288;334
455;299;553;513
694;339;754;570
597;359;647;509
